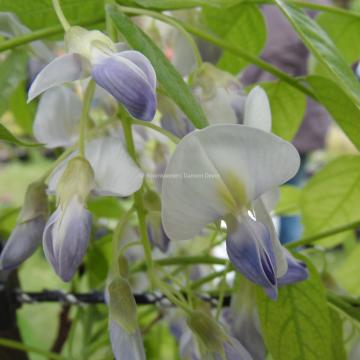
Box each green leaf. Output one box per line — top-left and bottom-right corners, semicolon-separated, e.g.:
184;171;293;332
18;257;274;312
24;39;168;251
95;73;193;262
0;50;28;117
9;81;35;134
316;12;360;69
261;81;306;141
275;185;301;216
109;7;208;129
329;309;346;360
0;123;38;147
301;155;360;247
202;3;266;73
127;0;243;9
257;257;332;360
274;0;360;109
307;75;360;151
0;0;104;30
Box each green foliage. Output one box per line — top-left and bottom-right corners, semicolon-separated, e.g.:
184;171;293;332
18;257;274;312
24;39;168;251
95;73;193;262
301;155;360;247
202;3;266;73
122;0;243;9
261;81;306;141
0;123;38;147
329;309;347;360
0;0;104;30
109;7;208;129
316;12;360;70
307;75;360;151
257;257;334;360
275;185;301;216
274;0;360;109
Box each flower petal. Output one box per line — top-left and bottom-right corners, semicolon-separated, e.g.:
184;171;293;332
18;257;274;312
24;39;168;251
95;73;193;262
253;197;287;278
201;88;238;125
28;54;90;102
47;137;144;197
43;199;91;281
221;337;253;360
109;321;146;360
161;124;300;240
226;216;278;299
91;54;157;121
85;137;144;196
278;249;308;286
117;51;156;91
33;87;81;148
147;212;170;253
244;86;271;133
0;216;46;271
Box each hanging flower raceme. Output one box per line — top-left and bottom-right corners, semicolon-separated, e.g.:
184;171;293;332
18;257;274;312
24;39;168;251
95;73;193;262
45;137;144;281
161;90;308;298
0;181;48;271
27;26;157;121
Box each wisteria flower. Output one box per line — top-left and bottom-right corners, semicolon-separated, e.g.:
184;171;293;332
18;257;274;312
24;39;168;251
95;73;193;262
0;181;48;271
44;137;144;281
27;26;157;121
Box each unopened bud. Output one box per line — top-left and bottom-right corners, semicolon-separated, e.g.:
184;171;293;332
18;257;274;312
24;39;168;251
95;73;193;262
187;310;226;353
108;277;137;334
65;26;115;63
56;157;95;207
143;189;161;212
118;254;129;279
18;180;48;223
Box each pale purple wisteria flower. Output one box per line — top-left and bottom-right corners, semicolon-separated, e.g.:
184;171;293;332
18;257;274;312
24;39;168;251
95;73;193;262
0;181;48;271
27;26;157;121
161;88;308;299
44;137;144;281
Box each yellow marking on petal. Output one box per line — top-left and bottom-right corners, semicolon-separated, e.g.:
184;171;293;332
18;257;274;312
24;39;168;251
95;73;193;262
216;171;248;214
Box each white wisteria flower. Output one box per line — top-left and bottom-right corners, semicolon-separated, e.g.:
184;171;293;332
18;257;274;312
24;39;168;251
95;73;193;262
161;87;307;298
28;26;157;121
44;137;144;281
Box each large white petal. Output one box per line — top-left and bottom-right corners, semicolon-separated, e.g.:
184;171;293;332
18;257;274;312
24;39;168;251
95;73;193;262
161;124;299;240
244;86;271;132
28;54;90;102
33;87;81;148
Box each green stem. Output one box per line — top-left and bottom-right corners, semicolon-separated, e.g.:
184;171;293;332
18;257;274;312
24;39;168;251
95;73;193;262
79;80;96;157
0;17;104;53
179;20;315;98
132;255;228;273
327;291;360;324
120;109;154;283
286;219;360;249
116;5;203;67
0;338;66;360
131;118;180;144
191;267;233;290
51;0;71;31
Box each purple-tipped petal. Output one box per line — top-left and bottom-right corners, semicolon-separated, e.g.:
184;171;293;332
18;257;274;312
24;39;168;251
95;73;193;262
0;216;46;271
221;337;253;360
109;321;146;360
43;199;91;282
147;212;170;253
91;54;157;121
278;249;308;286
117;51;156;91
226;216;278;299
160;113;194;138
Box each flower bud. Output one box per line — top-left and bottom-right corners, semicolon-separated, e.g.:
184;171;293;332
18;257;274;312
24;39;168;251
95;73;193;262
108;277;137;334
187;310;226;354
65;26;115;63
0;181;48;271
143;189;161;212
56;157;95;207
117;254;129;279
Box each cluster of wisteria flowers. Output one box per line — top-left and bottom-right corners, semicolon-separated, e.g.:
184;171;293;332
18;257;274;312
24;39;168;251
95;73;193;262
0;9;308;360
